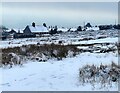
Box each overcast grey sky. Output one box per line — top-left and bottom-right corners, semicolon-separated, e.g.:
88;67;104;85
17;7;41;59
2;2;118;29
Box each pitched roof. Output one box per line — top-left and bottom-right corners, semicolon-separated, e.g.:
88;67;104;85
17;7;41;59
86;27;99;31
57;28;69;32
70;28;77;31
6;29;23;33
29;25;49;33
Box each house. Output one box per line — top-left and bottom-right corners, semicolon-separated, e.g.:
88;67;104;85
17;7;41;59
57;27;69;32
68;28;77;32
86;27;99;31
98;25;113;30
113;24;120;29
0;28;6;40
6;29;16;34
0;28;12;40
1;30;9;40
23;22;49;36
13;29;35;39
5;29;24;39
6;28;24;34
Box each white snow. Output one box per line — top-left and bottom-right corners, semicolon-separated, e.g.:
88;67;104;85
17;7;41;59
73;37;118;45
57;28;69;32
0;36;118;49
6;29;24;33
86;27;99;31
29;25;49;33
70;28;77;31
5;29;11;32
0;52;118;91
0;29;118;91
16;29;24;33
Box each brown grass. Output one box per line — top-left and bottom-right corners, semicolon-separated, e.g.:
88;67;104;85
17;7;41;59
1;44;80;66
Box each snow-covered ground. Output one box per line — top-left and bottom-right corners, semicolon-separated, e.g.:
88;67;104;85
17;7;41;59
0;29;119;91
0;37;118;49
0;29;118;49
0;52;118;91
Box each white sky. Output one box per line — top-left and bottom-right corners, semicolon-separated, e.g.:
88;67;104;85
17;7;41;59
1;2;119;29
1;0;120;2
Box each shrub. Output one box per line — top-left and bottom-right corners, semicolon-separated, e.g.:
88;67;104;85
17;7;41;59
79;62;120;89
1;44;80;67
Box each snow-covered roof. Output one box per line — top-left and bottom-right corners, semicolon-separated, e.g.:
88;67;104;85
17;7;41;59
70;28;77;31
29;25;49;33
6;29;23;33
57;28;69;32
86;27;99;31
16;29;24;33
5;29;11;32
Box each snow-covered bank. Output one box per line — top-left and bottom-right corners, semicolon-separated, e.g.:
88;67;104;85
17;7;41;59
1;53;118;91
0;37;118;49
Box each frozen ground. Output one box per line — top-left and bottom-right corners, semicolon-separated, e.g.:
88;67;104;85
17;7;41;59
0;52;118;91
0;29;118;49
0;29;119;91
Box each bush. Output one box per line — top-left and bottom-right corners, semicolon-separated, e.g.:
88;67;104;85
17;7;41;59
79;62;120;89
1;44;80;67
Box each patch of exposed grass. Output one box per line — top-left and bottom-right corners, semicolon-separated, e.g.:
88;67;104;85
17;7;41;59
1;44;80;67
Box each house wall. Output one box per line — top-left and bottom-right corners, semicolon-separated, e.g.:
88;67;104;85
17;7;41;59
14;33;36;38
23;25;50;38
23;26;32;35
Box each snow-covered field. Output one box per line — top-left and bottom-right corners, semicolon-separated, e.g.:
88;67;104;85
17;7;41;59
0;29;119;91
1;53;118;91
0;29;118;49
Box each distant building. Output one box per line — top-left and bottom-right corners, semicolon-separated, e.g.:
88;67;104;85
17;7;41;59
113;24;120;29
98;25;113;30
23;22;49;36
85;23;92;28
1;29;9;40
57;27;69;32
7;29;16;34
69;28;77;32
86;27;99;31
5;29;24;39
6;28;23;34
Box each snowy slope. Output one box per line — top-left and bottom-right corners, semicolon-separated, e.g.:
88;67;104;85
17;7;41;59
1;53;118;91
0;29;118;91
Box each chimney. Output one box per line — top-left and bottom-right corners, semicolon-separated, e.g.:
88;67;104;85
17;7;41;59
32;22;35;27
